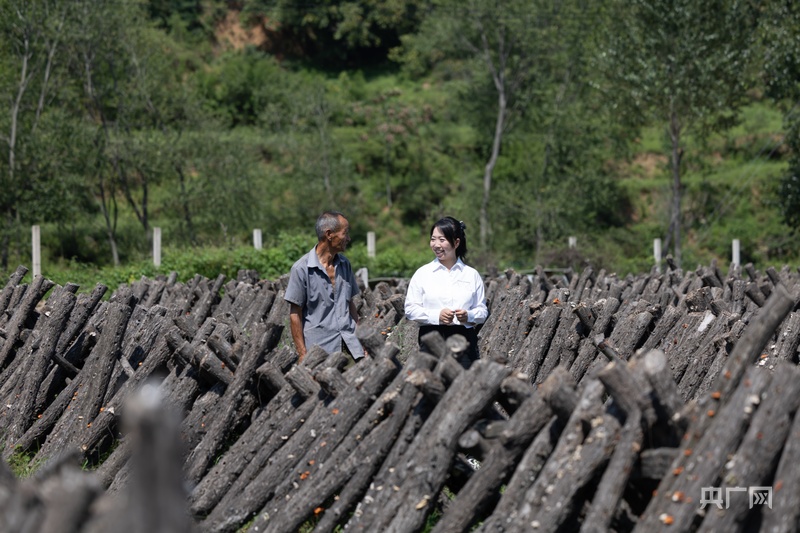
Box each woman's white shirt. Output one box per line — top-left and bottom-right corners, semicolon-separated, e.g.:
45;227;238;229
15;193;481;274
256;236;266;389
404;258;488;326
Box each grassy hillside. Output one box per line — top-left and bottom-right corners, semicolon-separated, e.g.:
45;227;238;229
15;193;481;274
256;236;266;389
4;4;796;288
612;101;792;274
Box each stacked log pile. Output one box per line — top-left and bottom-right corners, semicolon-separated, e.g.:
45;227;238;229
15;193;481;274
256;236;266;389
0;259;799;532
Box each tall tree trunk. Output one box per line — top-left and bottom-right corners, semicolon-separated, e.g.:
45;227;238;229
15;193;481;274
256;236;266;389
668;109;683;268
1;211;11;270
96;169;119;267
4;33;33;272
119;165;149;235
33;7;66;131
176;164;197;245
385;141;393;209
312;92;334;205
481;89;506;250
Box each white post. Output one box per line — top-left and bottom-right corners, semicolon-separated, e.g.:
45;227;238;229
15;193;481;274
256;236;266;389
367;231;376;258
31;225;41;278
653;238;662;273
732;239;740;267
568;236;577;249
253;229;263;250
356;267;369;290
153;227;161;267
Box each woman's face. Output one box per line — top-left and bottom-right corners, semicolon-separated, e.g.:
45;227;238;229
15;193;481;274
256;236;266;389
430;226;459;264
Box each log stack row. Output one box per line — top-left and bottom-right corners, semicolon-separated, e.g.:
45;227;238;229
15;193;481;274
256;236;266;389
0;259;798;532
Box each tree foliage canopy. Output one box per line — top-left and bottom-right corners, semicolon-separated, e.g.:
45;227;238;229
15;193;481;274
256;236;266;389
0;0;796;275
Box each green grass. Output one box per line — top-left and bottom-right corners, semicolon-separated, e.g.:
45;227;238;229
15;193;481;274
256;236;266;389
7;447;42;478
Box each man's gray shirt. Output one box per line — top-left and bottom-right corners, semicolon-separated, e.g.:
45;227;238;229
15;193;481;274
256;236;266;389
284;246;363;357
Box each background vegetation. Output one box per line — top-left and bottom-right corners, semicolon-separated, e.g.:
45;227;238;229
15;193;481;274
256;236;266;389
1;0;799;288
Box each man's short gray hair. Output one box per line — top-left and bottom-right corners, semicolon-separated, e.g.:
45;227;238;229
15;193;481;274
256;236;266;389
315;211;346;240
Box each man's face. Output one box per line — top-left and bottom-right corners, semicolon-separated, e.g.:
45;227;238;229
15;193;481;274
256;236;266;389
330;216;351;253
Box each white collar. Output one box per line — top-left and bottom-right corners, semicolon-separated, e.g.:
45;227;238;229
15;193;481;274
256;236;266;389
432;257;464;272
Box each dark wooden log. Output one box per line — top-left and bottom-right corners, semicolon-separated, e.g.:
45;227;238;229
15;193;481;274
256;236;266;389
82;303;133;423
775;311;800;362
154;272;179;308
566;297;621;383
0;275;55;369
35;302;132;463
141;277;167;308
220;283;259;324
573;302;595;330
2;283;28;325
516;413;619;532
516;304;561;383
485;380;611;532
106;358;210;492
597;359;657;429
713;283;794;401
697;363;800;531
348;360;510;533
0;265;27;319
183;321;282;484
6;289;76;443
8;373;81;459
108;305;169;401
251;351;400;496
631;447;680;480
480;285;531;363
694;320;746;399
241;284;276;329
745;281;766;307
357;324;386;357
192;273;226;326
676;313;736;400
36;457;102;533
608;309;655;359
206;324;238;371
0;325;40;408
166;328;235;386
76;316;172;458
639;349;687;441
570;266;595;303
730;279;747;315
265;288;290;326
433;368;574;533
204;355;400;532
633;367;772;532
258;353;434;533
189;365;322;516
86;384;197;533
581;409;643;533
759;386;800;532
642;273;664;302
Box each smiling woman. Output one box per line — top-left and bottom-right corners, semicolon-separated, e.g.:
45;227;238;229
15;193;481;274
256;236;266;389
404;216;488;367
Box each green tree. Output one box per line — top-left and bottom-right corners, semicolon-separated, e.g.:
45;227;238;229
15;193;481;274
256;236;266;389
397;0;616;256
0;0;72;268
760;1;800;230
242;0;425;66
600;0;757;266
168;130;264;245
66;0;207;263
66;0;141;265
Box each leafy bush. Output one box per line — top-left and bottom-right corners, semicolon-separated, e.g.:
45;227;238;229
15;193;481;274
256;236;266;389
12;231;438;296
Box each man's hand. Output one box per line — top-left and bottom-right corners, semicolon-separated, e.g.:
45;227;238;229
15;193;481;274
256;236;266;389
454;309;469;323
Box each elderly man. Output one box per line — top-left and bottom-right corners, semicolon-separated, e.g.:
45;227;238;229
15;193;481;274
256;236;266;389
285;211;365;363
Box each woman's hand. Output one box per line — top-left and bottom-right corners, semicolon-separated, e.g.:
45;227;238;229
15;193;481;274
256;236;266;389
454;309;469;323
439;308;455;325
